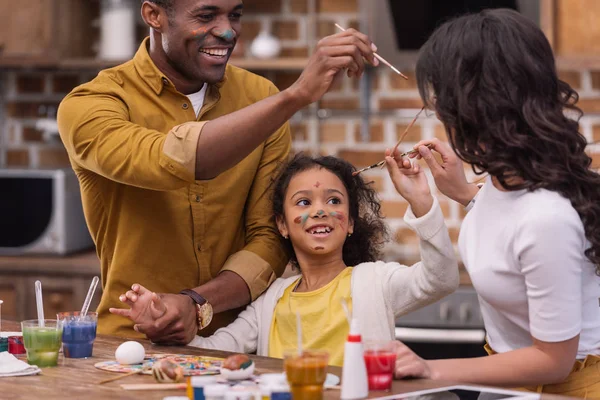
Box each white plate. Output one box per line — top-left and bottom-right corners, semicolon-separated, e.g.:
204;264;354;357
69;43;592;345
0;332;21;338
275;372;340;388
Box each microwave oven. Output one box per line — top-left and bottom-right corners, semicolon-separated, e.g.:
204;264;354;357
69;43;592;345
0;168;94;255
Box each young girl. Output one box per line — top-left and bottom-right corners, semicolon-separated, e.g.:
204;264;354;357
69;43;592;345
392;8;600;396
113;152;459;366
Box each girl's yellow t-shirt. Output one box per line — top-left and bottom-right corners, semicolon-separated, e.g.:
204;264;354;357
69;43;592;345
268;267;353;367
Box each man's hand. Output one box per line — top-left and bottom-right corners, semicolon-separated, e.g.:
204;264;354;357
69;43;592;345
110;284;198;345
287;29;379;107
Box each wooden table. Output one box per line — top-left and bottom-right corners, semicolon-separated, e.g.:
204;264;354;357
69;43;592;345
2;321;572;400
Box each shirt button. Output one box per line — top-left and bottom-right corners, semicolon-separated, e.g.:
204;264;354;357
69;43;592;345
182;103;189;109
162;77;168;85
195;195;201;202
197;244;202;251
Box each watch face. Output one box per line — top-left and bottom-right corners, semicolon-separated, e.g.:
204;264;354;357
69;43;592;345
199;303;213;330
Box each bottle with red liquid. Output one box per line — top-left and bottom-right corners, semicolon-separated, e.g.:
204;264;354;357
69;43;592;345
363;341;397;391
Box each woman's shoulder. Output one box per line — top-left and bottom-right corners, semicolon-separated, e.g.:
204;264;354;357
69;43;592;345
521;189;581;224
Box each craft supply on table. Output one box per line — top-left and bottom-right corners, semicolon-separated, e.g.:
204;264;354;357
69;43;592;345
188;375;218;400
203;383;230;400
115;340;146;364
96;353;223;376
120;383;188;391
363;340;397;391
8;336;25;355
0;351;42;377
152;358;185;383
57;311;97;358
21;319;62;368
220;353;255;380
284;350;329;400
340;318;368;399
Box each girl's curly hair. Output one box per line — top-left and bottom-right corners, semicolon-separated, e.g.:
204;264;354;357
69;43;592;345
416;8;600;273
272;153;389;269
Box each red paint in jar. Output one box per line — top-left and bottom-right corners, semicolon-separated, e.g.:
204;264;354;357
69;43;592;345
8;336;25;354
363;350;397;391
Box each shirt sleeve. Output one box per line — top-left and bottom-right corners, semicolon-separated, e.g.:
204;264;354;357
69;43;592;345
383;197;459;315
514;207;585;342
219;84;292;300
57;88;204;191
188;293;261;352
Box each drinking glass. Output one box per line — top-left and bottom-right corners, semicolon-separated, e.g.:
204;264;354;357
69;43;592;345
284;350;329;400
363;340;397;391
21;319;63;367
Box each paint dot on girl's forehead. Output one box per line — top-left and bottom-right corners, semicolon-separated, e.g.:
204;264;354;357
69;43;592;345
314;181;321;188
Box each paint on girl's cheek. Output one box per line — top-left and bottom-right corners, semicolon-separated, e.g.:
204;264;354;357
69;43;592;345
330;211;347;230
330;211;345;221
294;213;309;225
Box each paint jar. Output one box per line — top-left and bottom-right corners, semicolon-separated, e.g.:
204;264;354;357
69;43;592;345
8;336;25;354
0;337;7;352
204;384;230;400
99;0;136;60
190;375;218;400
269;383;292;400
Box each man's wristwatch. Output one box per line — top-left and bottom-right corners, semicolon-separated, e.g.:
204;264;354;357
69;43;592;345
180;289;213;331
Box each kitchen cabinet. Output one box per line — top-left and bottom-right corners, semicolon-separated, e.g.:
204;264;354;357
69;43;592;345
0;251;101;323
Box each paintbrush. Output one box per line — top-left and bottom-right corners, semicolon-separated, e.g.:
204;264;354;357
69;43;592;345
335;23;408;80
352;107;427;176
98;366;152;385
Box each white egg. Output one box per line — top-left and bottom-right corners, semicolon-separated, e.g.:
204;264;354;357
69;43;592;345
115;341;146;365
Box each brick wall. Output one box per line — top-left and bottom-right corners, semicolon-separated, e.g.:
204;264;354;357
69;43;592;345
2;0;600;266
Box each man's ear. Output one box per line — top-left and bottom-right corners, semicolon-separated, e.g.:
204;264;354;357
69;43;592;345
276;215;289;238
141;1;167;32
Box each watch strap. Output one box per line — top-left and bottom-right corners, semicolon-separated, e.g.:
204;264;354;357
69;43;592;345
179;289;207;306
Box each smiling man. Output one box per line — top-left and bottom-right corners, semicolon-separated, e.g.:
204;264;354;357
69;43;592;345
57;0;378;344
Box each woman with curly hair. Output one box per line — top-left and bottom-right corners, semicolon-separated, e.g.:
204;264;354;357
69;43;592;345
393;8;600;396
172;152;458;366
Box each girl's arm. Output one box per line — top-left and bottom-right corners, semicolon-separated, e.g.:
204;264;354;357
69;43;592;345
383;150;459;315
383;196;459;316
188;294;262;354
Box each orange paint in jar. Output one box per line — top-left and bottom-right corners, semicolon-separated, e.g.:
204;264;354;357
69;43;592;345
284;351;329;400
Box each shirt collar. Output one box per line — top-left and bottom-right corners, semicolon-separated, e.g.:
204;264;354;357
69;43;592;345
133;37;227;96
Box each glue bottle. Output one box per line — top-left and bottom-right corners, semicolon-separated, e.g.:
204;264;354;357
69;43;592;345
340;318;368;399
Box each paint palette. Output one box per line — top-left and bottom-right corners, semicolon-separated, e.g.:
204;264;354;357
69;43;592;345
94;353;224;376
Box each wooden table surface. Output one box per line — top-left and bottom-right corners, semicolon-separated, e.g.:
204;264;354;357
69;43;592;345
1;321;572;400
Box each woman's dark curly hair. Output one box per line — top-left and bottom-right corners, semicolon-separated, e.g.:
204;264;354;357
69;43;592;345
416;8;600;272
272;153;389;269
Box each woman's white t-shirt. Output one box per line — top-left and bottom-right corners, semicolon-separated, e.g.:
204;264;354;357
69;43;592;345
459;176;600;359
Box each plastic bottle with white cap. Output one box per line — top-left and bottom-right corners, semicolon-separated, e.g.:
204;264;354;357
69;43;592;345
340;318;369;399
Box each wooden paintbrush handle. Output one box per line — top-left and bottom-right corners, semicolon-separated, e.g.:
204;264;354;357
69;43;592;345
98;368;146;385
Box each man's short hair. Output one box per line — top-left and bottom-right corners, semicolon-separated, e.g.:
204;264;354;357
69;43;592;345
143;0;174;14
